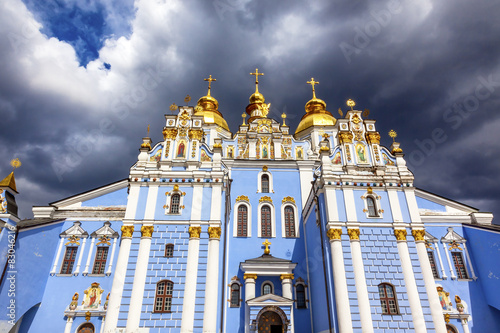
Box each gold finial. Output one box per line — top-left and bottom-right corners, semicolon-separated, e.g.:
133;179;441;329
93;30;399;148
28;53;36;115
241;113;247;125
250;68;264;93
389;129;397;142
169;103;178;114
281;113;287;125
363;108;370;118
10;158;21;170
338;108;343;117
147;124;150;137
184;95;191;104
204;75;216;96
307;78;319;99
322;133;330;140
347;99;355;110
262;239;271;255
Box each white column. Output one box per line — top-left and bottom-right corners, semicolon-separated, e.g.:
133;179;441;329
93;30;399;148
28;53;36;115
100;316;106;333
394;229;427;333
348;229;374;333
461;318;470;333
462;243;477;280
51;238;65;275
203;227;221;333
74;238;87;275
281;274;293;299
412;230;447;333
126;225;154;331
64;316;73;333
106;237;118;276
103;225;134;333
83;237;96;275
442;242;456;279
181;227;201;333
244;274;257;333
327;228;353;333
434;242;447;279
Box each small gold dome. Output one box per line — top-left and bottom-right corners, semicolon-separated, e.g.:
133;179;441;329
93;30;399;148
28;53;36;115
194;95;230;132
249;91;265;104
295;98;336;135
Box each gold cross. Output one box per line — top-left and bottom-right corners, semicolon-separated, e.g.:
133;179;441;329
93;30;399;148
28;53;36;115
250;68;264;93
204;75;216;96
262;239;271;255
307;78;319;99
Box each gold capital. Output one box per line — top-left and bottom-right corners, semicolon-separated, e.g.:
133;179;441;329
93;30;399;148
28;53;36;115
412;229;425;242
208;226;221;239
244;273;258;280
189;226;202;239
394;229;407;241
262;239;271;255
280;274;294;280
121;225;134;238
347;228;360;240
141;225;154;238
204;75;216;96
327;228;342;240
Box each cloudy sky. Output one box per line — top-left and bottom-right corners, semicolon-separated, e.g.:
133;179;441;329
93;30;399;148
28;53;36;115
1;0;499;223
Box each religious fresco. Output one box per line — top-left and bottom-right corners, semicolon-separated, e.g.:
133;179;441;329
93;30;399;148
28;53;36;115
83;283;104;310
200;149;212;162
333;151;342;165
355;143;368;163
437;286;452;311
149;148;162;162
0;189;6;213
382;153;395;166
176;140;187;158
227;146;234;158
295;147;303;160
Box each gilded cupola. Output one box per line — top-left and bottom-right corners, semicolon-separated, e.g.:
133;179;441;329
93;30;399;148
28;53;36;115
246;68;271;123
295;78;337;135
194;75;230;131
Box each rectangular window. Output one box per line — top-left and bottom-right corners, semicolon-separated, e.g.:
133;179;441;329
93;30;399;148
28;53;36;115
427;251;440;278
452;252;468;279
92;247;109;274
60;247;78;274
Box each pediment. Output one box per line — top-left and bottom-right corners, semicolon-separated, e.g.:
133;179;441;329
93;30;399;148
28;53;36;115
90;221;119;238
441;227;466;243
248;293;292;304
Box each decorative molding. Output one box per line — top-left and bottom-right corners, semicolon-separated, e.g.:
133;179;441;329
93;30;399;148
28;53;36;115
188;129;203;141
327;228;342;240
236;195;249;202
208;226;221;239
163;128;178;140
244;274;258;280
280;274;294;280
121;225;134;238
347;228;360;240
259;196;273;203
411;229;425;242
394;229;407;241
282;196;295;204
338;131;353;144
141;226;154;238
188;226;202;239
365;132;380;144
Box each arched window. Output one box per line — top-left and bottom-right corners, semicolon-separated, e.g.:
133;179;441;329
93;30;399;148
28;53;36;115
77;323;95;333
367;197;378;217
427;251;439;278
284;206;295;237
230;283;240;307
170;194;181;214
446;324;459;333
378;283;399;315
452;252;469;279
155;280;173;313
60;247;78;274
92;246;109;274
165;244;174;258
261;205;272;237
261;174;270;193
237;205;248;237
296;284;306;308
262;282;273;295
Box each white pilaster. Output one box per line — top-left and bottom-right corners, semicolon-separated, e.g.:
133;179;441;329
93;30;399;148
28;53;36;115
100;316;105;333
73;238;86;275
83;237;95;275
64;316;73;333
442;242;456;279
106;237;118;276
281;276;293;299
413;230;447;333
395;230;427;333
51;238;64;275
435;242;447;279
144;185;159;220
461;319;470;333
103;226;134;333
244;275;257;333
203;227;221;333
342;188;357;222
298;162;315;208
181;227;201;333
327;228;353;333
462;243;477;280
126;225;154;331
387;189;403;222
324;187;340;222
124;184;141;220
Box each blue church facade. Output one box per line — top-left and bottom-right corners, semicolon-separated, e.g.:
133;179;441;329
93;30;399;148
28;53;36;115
1;72;499;333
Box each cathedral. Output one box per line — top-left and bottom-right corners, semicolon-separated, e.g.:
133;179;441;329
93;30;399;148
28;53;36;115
1;70;499;333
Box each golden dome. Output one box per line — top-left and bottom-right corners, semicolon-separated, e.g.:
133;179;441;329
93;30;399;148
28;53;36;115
249;91;265;104
193;75;230;132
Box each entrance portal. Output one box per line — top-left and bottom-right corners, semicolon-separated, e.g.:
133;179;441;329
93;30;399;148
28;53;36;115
258;311;283;333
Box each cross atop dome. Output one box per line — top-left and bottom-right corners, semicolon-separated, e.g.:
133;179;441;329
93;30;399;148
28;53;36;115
204;75;216;96
307;77;319;99
250;68;264;93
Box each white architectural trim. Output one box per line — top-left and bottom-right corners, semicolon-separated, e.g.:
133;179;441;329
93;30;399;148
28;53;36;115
233;201;252;237
73;238;86;276
164;188;186;215
442;242;457;280
324;187;340;222
281;201;299;238
462;243;477;280
293;279;308;309
257;201;276;238
180;234;201;332
361;190;383;219
51;238;64;275
434;241;447;279
387;189;403;222
106;237;118;276
257;170;274;193
144;185;159;220
342;188;357;222
64;316;73;333
202;234;221;333
83;237;95;276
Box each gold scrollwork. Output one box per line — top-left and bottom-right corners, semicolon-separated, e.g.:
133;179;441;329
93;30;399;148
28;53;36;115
65;235;80;246
121;225;134;238
189;226;202;239
411;229;425;242
208;226;221;239
243;274;258;280
347;228;360;240
141;226;154;238
394;229;407;241
366;132;381;144
327;228;342;240
236;195;249;202
280;274;294;280
282;196;295;204
188;129;204;141
338;131;353;144
163;128;178;140
259;196;272;203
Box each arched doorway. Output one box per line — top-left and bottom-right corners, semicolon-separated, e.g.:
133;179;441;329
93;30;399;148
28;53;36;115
77;323;95;333
258;311;283;333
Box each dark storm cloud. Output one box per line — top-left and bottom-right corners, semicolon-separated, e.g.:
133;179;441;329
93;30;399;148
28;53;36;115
0;0;499;222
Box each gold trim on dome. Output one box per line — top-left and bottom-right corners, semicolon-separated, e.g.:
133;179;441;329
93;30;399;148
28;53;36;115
338;131;353;144
327;228;342;240
259;196;272;203
244;274;258;280
412;229;425;242
394;229;407;241
236;195;249;202
347;228;360;240
141;226;154;238
188;226;202;239
208;226;221;239
282;196;295;204
280;274;294;280
121;225;134;238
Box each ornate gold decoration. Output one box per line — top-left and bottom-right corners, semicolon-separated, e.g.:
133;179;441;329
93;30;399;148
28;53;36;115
213;143;222;148
345;145;352;161
96;235;111;246
188;226;202;239
338;108;343;117
307;78;319;99
250;68;264;85
85;311;91;321
282;196;295;204
366;132;380;144
327;228;342;240
262;165;268;171
173;184;179;191
121;225;134;238
362;108;370;118
141;226;154;238
280;274;294;280
141;140;151;150
394;229;407;241
351;113;361;124
242;113;247;125
236;195;249;202
347;99;355;110
353;131;364;142
262;239;271;255
338;132;353;144
444;313;450;323
163;128;178;140
389;129;397;142
208;226;221;239
188;129;204;141
448;240;463;251
320;146;329;152
65;235;80;246
367;186;373;194
411;229;425;242
425;240;434;250
204;75;216;96
184;95;191;104
244;273;258;280
169;103;178;112
259;196;272;203
281;113;287;125
347;228;360;240
10;158;21;169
